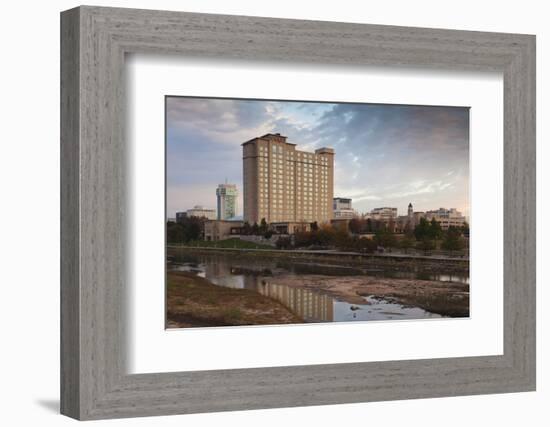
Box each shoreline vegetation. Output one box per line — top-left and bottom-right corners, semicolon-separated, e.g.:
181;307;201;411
168;244;469;274
167;216;470;258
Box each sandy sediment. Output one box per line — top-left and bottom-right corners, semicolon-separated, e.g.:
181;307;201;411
261;274;470;317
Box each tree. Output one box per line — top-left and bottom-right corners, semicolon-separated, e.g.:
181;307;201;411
348;218;363;234
166;221;185;244
416;238;436;255
317;225;336;246
294;231;314;248
275;236;292;249
428;217;443;240
354;237;377;253
365;218;373;232
441;226;465;255
399;235;416;254
414;217;431;241
375;229;397;249
372;220;385;232
334;226;351;249
259;218;268;234
251;222;260;235
166;216;203;243
403;221;414;237
184;216;203;241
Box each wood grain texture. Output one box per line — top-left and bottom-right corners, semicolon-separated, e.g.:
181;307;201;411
60;6;536;420
60;7;80;419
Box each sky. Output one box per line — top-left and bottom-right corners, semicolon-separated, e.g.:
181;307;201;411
166;97;470;219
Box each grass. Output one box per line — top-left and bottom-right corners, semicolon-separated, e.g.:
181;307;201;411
166;271;302;328
178;238;274;250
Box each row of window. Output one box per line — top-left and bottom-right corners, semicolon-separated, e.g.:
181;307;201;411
257;144;330;164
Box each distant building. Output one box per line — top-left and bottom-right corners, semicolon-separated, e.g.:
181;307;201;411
333;197;352;210
424;208;467;230
394;202;415;232
365;207;398;222
186;205;216;220
333;197;358;219
242;133;334;224
216;183;238;220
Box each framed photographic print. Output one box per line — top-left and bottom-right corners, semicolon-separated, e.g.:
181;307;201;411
165;96;471;329
61;6;536;420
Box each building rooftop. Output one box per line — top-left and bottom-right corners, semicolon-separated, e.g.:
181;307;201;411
315;147;334;154
241;133;296;146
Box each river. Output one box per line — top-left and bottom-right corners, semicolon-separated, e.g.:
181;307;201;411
168;251;469;323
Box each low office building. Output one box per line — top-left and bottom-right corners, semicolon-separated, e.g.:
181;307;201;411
204;220;244;241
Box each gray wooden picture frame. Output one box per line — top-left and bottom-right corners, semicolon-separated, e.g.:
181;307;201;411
60;5;536;420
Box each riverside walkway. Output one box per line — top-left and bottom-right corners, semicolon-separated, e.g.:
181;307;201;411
167;245;469;262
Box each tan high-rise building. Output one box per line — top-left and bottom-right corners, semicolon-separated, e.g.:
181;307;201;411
242;133;334;224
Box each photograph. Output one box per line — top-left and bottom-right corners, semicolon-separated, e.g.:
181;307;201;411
165;96;471;329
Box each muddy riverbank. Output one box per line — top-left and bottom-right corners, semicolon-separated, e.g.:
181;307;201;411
167;271;302;328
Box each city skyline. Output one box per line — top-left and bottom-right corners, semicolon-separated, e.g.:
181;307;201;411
167;97;470;219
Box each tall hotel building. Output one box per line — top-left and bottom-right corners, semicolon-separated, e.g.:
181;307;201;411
242;133;334;224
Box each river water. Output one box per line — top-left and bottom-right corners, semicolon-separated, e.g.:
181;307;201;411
169;252;469;323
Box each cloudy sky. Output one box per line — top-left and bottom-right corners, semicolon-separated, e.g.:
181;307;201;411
166;96;469;219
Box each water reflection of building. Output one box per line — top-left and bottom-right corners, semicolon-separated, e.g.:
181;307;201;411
203;260;245;289
244;276;333;322
200;257;334;322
